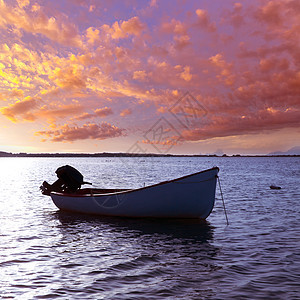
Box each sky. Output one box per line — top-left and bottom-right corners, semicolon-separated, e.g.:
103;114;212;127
0;0;299;155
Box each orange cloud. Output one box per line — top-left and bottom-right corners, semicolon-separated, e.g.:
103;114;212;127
180;66;192;82
50;66;86;90
102;16;146;40
38;103;84;122
17;0;30;8
0;89;24;101
0;96;38;122
209;53;235;85
73;107;113;121
86;27;100;45
36;122;125;142
120;108;132;117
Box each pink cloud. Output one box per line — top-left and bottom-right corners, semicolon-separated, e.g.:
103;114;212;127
259;57;289;73
161;19;187;36
173;34;191;50
36;122;126;142
255;1;283;26
195;9;216;32
0;1;82;47
133;70;147;81
221;2;245;29
182;109;300;141
121;16;145;36
95;107;113;117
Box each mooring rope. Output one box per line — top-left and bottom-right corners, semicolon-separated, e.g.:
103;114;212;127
217;175;229;226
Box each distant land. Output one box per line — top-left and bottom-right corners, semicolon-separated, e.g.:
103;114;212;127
268;146;300;156
0;151;299;158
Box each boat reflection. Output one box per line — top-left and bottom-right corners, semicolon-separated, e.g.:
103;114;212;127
51;211;220;299
54;211;216;245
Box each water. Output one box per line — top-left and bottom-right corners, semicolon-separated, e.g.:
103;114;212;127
0;157;299;299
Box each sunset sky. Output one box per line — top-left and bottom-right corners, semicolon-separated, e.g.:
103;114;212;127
0;0;299;155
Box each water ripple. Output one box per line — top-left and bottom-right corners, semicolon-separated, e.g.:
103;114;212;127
0;157;299;299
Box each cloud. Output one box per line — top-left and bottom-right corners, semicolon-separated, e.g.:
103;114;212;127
86;27;100;45
0;96;38;122
141;137;179;146
161;19;187;36
209;53;235;85
121;16;145;36
173;34;191;50
73;107;113;120
17;0;30;8
0;89;24;101
120;108;132;117
230;3;245;28
259;57;289;72
49;66;86;90
159;18;190;50
37;103;84;122
0;94;85;125
95;107;113;117
222;2;245;29
133;70;147;81
181;108;300;141
180;66;192;82
36;122;126;142
150;0;158;8
195;9;216;32
255;1;283;26
0;0;82;47
102;16;146;40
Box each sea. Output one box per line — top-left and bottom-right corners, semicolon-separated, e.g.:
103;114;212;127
0;156;299;299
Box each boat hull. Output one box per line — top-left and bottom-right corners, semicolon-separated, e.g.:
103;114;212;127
50;167;219;219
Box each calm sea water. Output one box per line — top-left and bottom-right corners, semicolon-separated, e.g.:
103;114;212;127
0;157;299;299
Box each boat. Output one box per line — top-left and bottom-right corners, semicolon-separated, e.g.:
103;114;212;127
43;166;219;219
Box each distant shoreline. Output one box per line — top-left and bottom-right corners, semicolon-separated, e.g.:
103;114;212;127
0;151;299;158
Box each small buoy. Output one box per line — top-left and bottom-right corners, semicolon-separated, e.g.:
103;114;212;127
270;185;281;190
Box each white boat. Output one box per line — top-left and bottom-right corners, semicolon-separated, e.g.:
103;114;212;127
49;167;219;219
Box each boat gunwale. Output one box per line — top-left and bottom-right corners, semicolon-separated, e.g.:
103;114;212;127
50;166;219;198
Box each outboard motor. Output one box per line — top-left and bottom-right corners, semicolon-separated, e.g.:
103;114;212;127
40;165;91;195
